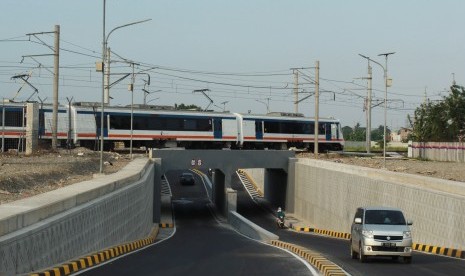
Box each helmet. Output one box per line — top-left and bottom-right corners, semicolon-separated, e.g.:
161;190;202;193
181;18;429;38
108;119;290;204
278;207;282;212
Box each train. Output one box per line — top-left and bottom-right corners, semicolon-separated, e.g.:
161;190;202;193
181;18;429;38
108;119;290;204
0;101;344;152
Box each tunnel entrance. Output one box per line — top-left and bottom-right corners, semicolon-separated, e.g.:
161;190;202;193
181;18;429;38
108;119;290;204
150;149;296;223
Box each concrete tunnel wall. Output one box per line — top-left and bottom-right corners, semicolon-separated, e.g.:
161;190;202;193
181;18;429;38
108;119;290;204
0;158;155;275
246;158;465;250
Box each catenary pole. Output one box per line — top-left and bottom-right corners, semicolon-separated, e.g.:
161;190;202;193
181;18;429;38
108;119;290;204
52;25;60;150
314;60;319;158
100;0;106;173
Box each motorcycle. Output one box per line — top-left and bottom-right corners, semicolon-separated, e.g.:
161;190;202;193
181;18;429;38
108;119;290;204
276;215;285;229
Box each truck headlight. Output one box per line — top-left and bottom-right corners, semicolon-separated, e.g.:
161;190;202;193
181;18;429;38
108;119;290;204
403;231;411;239
362;230;374;238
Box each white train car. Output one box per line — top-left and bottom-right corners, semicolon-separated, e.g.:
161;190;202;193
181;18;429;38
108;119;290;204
70;104;241;150
1;102;344;152
238;112;344;151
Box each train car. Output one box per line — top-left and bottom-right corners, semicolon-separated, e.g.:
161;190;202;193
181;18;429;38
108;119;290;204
69;103;240;150
238;112;344;151
41;104;71;145
2;101;344;152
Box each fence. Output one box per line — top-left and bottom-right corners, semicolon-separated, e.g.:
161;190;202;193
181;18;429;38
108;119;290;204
408;141;465;162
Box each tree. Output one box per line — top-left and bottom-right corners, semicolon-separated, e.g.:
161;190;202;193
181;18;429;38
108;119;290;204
175;103;202;111
444;85;465;141
348;123;366;141
412;85;465;142
342;126;353;140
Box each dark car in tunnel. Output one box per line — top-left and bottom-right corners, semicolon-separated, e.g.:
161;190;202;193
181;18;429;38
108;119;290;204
180;172;195;185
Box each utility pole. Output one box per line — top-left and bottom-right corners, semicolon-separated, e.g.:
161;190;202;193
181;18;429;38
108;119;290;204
66;97;73;149
104;47;111;104
293;69;299;113
52;25;60;150
25;26;60;150
314;61;319;158
378;52;395;169
361;62;373;153
130;63;135;160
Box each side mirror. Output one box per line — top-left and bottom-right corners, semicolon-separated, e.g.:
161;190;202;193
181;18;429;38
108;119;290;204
407;219;413;225
354;217;362;224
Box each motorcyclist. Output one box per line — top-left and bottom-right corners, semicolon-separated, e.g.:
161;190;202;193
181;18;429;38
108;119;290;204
276;207;285;227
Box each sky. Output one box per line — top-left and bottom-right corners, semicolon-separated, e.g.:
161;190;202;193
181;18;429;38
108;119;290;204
1;0;464;130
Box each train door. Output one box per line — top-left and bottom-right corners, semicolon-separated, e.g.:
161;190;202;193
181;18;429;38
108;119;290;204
255;120;263;140
325;123;332;140
95;112;108;138
213;118;222;139
331;123;339;140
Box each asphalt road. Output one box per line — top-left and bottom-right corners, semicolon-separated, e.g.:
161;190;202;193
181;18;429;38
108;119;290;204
229;173;465;276
80;170;313;276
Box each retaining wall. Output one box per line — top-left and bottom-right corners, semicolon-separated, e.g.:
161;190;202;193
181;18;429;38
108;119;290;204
293;158;465;250
0;158;154;275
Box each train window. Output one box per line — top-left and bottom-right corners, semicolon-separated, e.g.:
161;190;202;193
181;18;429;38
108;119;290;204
318;123;326;134
308;122;314;134
264;121;279;133
165;118;182;130
0;109;24;127
184;119;197;130
108;115;127;129
109;114;213;132
302;123;311;134
183;118;212;131
198;119;212;131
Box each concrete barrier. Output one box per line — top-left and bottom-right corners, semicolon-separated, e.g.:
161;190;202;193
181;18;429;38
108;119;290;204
228;211;278;242
291;158;465;250
0;158;154;275
410;141;465;162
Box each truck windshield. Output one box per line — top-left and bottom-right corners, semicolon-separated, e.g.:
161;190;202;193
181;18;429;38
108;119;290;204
364;210;406;225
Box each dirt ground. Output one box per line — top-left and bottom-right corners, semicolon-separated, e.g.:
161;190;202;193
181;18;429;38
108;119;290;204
0;149;463;205
0;148;134;204
298;152;465;182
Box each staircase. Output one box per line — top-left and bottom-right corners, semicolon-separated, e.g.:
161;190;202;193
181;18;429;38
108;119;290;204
161;175;172;196
236;170;263;200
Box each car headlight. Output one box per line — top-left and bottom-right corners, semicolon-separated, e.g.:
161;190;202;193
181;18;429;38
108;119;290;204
403;231;412;239
362;230;374;238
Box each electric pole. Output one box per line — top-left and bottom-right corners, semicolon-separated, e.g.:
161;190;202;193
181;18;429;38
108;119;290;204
314;61;319;158
293;69;299;113
361;62;372;153
24;26;61;149
52;25;60;150
104;47;111;104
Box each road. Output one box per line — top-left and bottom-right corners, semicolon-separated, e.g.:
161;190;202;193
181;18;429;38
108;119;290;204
230;172;465;276
80;170;313;276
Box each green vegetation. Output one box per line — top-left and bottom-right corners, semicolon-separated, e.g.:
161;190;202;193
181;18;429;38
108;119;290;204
175;103;202;111
410;85;465;142
342;123;391;142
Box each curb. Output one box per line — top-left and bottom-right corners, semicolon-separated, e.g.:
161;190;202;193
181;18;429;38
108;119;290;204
159;223;174;228
271;240;346;276
413;243;465;259
30;226;159;276
293;226;351;240
293;226;465;260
